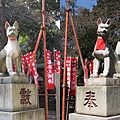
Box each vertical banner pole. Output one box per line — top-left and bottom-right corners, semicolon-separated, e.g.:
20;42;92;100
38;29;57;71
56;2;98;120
42;0;48;120
62;0;70;120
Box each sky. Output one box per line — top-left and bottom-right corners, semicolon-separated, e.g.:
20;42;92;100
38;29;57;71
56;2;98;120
56;0;97;29
60;0;97;11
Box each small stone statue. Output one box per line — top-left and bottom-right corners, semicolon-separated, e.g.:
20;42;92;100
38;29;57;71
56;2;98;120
0;21;23;76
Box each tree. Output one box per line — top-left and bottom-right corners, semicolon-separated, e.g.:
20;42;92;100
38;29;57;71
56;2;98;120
0;0;60;60
60;0;120;84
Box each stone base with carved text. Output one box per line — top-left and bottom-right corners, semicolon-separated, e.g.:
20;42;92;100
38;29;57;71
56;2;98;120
69;78;120;120
0;76;45;120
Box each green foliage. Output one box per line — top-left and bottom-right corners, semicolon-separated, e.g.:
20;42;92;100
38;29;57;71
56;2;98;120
18;34;28;44
46;25;61;51
0;0;60;57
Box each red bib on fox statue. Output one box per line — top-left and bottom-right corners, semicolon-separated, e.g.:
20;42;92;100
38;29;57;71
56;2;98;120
9;38;17;41
96;37;106;50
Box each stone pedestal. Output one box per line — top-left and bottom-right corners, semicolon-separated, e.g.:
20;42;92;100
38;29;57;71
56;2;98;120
0;76;45;120
69;78;120;120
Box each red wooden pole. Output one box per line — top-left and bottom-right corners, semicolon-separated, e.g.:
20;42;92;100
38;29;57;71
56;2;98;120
62;0;85;119
33;28;43;55
62;0;70;120
42;0;48;120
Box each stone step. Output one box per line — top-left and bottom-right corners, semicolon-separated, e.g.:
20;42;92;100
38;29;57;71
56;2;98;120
0;108;45;120
86;78;120;86
69;113;120;120
0;76;29;84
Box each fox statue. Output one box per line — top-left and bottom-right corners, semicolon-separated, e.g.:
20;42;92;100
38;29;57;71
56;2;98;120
0;21;23;76
90;18;120;78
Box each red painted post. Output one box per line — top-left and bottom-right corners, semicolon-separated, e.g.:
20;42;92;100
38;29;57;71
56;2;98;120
62;0;85;119
42;0;48;120
33;28;43;55
62;0;70;120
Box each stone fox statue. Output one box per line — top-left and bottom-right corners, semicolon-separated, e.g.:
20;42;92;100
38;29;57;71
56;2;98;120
90;18;116;78
0;21;22;76
90;18;120;78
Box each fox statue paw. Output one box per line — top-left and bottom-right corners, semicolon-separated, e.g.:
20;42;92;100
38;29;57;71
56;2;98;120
9;72;18;76
18;72;25;76
90;73;98;78
0;73;4;76
99;73;108;77
113;73;120;78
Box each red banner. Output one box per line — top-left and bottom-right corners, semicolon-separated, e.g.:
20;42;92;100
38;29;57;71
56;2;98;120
46;49;54;90
54;50;61;73
25;52;33;79
22;52;40;89
22;55;26;74
66;57;72;88
54;49;63;83
69;57;77;96
88;61;93;75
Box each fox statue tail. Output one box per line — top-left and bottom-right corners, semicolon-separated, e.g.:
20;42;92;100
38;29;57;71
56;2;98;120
114;41;120;62
0;49;6;73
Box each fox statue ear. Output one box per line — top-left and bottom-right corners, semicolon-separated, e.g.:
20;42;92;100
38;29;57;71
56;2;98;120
5;22;10;29
97;18;102;25
13;21;19;29
106;18;111;26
